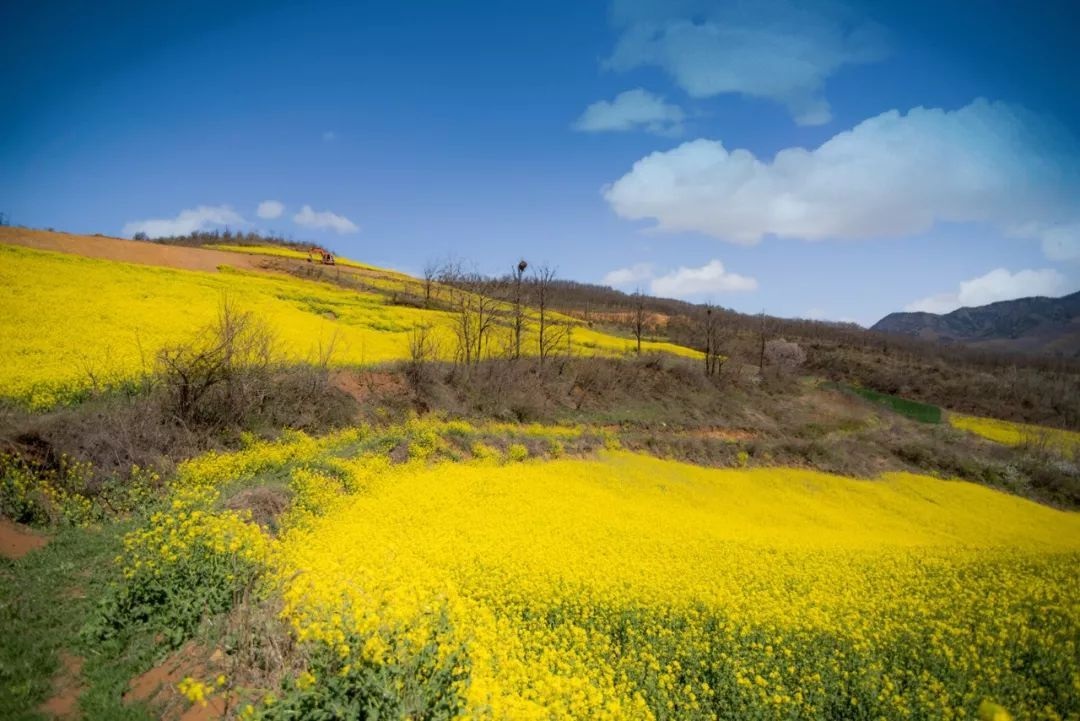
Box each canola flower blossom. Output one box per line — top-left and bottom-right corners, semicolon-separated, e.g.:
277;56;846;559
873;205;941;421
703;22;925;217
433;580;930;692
950;412;1080;456
267;447;1080;720
178;677;212;707
105;420;1080;719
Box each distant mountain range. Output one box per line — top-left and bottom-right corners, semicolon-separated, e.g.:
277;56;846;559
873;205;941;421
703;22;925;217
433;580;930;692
871;291;1080;356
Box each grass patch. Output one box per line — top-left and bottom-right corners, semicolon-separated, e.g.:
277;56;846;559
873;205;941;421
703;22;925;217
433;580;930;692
831;383;942;423
0;522;158;721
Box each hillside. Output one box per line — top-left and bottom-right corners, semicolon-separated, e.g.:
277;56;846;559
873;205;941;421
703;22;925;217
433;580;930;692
0;228;696;408
2;227;1079;721
871;291;1080;356
486;272;1080;430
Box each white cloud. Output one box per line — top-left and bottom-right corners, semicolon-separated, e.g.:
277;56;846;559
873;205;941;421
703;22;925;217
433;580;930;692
574;88;684;136
122;205;245;238
904;293;960;315
293;205;359;234
256;200;284;219
649;260;757;298
606;0;887;125
804;309;860;324
905;268;1069;314
603;99;1080;258
602;262;654;287
603;259;757;298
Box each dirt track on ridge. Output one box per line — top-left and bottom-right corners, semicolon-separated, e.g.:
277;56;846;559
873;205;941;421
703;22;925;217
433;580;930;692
0;227;266;273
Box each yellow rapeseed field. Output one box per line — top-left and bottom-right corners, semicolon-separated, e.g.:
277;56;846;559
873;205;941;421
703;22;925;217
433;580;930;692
118;422;1080;720
0;243;696;407
950;412;1080;456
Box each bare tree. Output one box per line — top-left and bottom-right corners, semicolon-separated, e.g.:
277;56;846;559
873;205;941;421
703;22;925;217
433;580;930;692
632;289;648;354
422;260;439;307
701;305;727;376
757;310;770;375
442;262;502;367
534;264;558;367
407;324;440;386
512;259;528;360
471;279;502;364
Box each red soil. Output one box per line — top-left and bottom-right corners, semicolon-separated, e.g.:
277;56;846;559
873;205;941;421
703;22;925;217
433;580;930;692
0;227;266;273
39;652;84;719
0;517;47;559
125;642;232;720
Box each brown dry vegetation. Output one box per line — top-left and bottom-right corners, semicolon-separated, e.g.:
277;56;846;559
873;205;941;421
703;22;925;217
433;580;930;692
3;343;1078;517
456;270;1080;431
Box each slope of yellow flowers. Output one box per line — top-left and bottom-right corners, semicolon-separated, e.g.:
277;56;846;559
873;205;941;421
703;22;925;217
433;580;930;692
950;412;1080;456
0;243;696;407
146;425;1074;721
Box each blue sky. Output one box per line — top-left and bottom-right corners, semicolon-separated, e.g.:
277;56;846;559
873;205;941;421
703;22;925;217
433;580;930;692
2;0;1079;325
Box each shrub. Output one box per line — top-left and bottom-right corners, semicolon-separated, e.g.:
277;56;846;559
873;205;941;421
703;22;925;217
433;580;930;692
156;301;277;428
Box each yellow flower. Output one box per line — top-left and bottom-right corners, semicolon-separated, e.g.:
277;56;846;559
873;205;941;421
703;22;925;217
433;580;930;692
177;677;210;707
296;670;317;690
978;700;1014;721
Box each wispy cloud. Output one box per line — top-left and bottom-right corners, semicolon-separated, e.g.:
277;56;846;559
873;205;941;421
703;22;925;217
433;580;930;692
122;205;245;238
293;205;359;234
905;268;1069;314
603;259;757;299
804;308;860;325
574;89;684;136
605;0;887;125
322;130;337;142
650;260;757;298
602;262;654;287
604;99;1080;260
256;200;284;219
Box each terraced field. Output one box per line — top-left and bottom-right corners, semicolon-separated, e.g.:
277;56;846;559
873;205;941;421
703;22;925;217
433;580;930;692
950;412;1080;456
0;242;696;407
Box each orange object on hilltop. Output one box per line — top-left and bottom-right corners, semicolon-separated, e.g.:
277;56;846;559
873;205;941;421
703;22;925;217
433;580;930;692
307;247;335;265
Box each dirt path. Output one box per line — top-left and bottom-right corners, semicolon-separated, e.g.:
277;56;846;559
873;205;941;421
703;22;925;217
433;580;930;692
0;517;47;559
0;227;413;291
125;642;231;720
39;652;84;719
0;227;266;273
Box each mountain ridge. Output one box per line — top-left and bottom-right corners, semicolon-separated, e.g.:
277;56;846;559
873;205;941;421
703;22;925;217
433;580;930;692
871;291;1080;356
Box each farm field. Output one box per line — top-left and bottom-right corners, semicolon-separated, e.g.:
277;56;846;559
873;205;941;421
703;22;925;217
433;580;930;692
0;242;696;408
6;4;1080;718
950;412;1080;456
95;422;1080;720
1;233;1077;721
